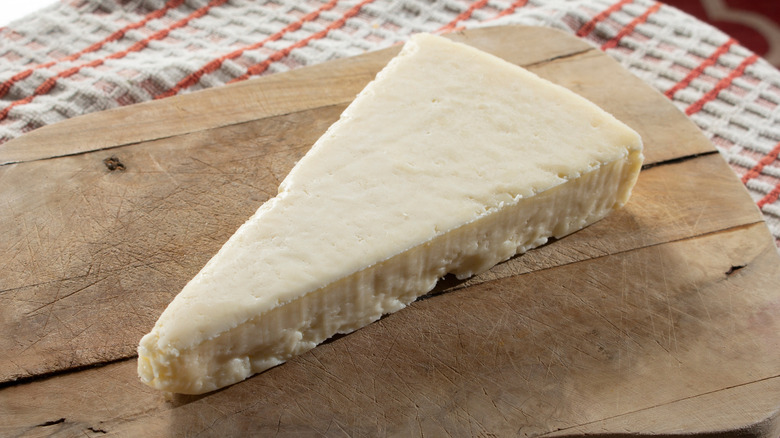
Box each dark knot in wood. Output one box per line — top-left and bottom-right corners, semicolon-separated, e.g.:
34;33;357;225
103;156;126;171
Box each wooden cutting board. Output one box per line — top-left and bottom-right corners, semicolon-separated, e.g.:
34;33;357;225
1;26;779;437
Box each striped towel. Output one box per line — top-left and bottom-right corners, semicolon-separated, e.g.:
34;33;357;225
1;0;779;248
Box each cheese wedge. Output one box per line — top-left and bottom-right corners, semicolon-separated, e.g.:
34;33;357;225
137;33;643;394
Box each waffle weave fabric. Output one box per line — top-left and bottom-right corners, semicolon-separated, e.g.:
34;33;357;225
2;0;779;248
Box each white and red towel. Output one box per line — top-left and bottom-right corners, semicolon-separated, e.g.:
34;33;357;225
1;0;779;248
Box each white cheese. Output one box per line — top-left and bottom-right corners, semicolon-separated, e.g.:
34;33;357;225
137;33;643;394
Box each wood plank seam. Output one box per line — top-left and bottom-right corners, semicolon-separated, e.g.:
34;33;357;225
429;220;768;301
543;374;780;437
639;149;720;171
0;356;131;391
0;103;353;167
0;140;145;167
522;47;595;69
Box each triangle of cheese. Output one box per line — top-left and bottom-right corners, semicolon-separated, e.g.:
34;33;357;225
138;33;643;394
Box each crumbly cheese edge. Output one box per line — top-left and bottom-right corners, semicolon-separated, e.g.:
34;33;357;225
137;150;642;394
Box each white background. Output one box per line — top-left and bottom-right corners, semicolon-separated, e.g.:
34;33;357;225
1;1;58;26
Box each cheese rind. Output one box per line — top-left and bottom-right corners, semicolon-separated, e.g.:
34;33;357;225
138;33;643;394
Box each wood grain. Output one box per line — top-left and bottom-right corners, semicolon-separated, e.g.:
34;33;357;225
1;26;778;436
2;223;777;437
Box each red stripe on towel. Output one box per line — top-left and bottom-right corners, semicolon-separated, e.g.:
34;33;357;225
155;0;339;99
600;2;662;51
0;0;228;122
437;0;490;33
741;141;780;185
684;54;759;116
0;0;185;99
228;0;375;84
758;182;780;209
576;0;633;37
664;38;736;99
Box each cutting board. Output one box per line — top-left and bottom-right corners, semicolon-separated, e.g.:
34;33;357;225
2;26;779;437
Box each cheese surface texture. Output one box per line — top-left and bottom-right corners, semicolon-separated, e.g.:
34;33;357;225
137;33;643;394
